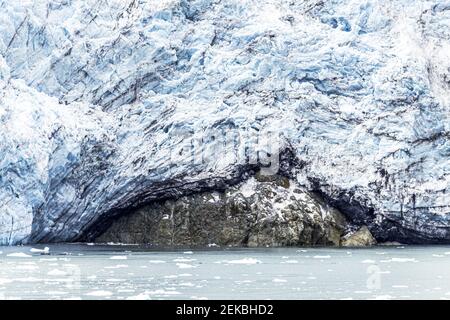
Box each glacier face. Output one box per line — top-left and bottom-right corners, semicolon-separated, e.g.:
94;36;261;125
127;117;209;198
0;0;449;245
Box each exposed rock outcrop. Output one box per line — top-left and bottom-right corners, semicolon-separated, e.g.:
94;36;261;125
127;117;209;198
341;226;377;247
95;175;348;246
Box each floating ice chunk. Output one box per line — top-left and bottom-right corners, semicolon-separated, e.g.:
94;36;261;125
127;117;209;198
146;289;181;296
178;282;195;287
190;296;208;300
392;285;408;288
106;279;125;282
361;259;376;264
59;258;72;262
85;290;113;297
224;258;262;265
110;256;127;260
30;247;49;254
235;280;253;284
272;278;287;283
176;263;196;269
7;252;31;258
281;260;298;264
374;295;394;300
183;251;194;254
148;260;166;264
45;291;68;295
104;264;128;269
387;258;417;263
173;258;196;262
63;264;77;268
126;293;151;300
313;255;331;259
40;258;58;261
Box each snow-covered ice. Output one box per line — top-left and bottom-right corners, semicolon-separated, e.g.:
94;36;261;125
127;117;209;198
0;0;449;245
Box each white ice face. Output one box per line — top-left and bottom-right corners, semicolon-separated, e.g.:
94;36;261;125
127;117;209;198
0;0;449;244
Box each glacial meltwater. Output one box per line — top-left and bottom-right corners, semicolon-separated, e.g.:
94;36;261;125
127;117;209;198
1;245;450;300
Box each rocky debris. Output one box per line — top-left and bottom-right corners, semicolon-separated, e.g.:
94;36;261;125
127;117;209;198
341;226;377;247
96;175;347;246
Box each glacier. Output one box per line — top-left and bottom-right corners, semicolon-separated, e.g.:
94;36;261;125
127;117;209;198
0;0;449;245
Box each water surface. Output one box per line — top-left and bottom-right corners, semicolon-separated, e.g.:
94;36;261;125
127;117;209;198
1;244;450;300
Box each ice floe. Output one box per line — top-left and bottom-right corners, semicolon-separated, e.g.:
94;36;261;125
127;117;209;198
223;258;262;265
110;256;128;260
47;269;67;276
361;259;376;264
85;290;113;297
148;260;166;264
6;252;32;258
30;247;50;254
176;263;196;269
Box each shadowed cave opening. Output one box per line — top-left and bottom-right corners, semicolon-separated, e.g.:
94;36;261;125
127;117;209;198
72;148;450;247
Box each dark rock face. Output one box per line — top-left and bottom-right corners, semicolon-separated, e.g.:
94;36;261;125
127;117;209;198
96;175;348;246
341;226;377;247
